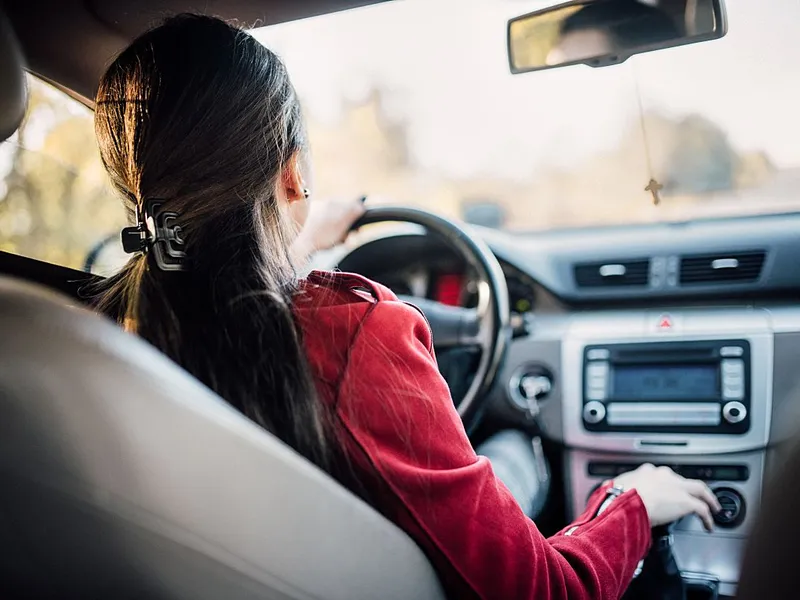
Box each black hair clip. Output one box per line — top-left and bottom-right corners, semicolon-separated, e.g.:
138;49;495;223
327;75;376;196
120;198;187;272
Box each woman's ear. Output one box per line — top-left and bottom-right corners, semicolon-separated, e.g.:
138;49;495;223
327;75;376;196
278;151;311;232
278;151;308;205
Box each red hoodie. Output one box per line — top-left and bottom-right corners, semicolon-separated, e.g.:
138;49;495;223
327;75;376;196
294;270;651;600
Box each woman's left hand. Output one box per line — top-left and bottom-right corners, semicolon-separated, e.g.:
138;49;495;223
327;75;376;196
292;195;366;263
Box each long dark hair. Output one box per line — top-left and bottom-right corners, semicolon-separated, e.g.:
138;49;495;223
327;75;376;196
91;14;334;471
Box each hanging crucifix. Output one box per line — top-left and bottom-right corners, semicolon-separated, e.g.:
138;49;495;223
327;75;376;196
645;178;663;206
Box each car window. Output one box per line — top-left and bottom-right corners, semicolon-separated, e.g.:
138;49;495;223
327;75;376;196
0;75;127;274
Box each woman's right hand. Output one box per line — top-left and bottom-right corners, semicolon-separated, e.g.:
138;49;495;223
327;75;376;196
613;464;722;532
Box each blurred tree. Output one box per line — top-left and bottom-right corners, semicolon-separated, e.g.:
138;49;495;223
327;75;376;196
661;114;737;194
736;151;775;189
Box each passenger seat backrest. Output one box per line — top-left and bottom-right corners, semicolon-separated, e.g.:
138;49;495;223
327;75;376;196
0;277;445;599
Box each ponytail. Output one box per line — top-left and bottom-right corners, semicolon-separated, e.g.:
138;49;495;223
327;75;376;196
89;14;337;473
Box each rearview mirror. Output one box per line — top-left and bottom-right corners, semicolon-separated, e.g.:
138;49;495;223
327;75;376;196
508;0;727;74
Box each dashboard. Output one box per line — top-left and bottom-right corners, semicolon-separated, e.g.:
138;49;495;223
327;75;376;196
330;211;800;597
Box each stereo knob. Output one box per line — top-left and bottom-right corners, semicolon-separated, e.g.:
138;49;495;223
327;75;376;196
713;488;746;528
583;401;606;424
722;401;747;424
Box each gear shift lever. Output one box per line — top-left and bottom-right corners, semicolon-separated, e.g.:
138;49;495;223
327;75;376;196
622;522;686;600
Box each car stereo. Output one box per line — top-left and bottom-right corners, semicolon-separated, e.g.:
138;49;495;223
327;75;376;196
582;340;750;434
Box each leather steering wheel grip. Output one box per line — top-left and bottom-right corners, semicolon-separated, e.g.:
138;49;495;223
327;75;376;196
349;206;510;431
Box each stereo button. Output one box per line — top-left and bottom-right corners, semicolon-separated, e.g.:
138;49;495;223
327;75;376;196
587;349;610;361
722;359;745;378
585;362;608;400
723;401;747;424
586;386;607;401
722;382;745;401
587;362;609;378
722;359;745;400
721;346;744;358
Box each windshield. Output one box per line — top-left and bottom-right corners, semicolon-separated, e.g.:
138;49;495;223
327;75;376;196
253;0;800;231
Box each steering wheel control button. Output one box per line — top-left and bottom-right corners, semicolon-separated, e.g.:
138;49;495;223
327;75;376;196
722;401;747;424
583;401;606;424
713;488;746;528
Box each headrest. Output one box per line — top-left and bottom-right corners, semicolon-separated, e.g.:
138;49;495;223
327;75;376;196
0;7;26;141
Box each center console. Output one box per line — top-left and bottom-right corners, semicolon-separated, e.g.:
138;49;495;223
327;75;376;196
559;309;776;598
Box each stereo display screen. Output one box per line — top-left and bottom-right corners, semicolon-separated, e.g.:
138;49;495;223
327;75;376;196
612;364;719;401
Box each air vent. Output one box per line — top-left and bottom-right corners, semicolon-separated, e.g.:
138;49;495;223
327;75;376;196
574;259;650;288
679;251;766;285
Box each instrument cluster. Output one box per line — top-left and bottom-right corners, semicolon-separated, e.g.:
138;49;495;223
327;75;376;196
427;261;538;317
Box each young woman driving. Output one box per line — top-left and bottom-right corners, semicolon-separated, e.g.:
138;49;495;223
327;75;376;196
92;15;720;600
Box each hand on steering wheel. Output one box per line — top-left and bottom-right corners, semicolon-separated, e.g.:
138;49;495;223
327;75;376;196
291;195;367;265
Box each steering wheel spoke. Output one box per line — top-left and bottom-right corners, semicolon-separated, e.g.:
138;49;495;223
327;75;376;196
396;295;481;347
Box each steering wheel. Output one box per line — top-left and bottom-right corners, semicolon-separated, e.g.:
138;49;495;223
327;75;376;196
346;206;511;431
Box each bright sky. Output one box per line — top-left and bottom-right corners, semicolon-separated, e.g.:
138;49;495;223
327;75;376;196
253;0;800;181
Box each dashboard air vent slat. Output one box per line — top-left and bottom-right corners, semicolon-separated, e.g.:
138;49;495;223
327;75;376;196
679;251;766;285
574;259;650;288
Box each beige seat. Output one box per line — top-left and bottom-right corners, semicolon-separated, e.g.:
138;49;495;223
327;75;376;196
0;9;445;599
